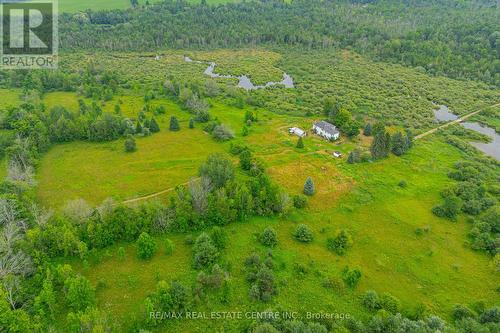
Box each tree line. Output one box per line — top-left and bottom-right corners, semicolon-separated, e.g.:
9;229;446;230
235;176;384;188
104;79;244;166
58;0;500;86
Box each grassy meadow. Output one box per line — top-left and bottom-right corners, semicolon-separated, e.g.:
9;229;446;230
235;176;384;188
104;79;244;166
34;91;500;331
2;48;498;332
58;0;236;13
63;134;499;332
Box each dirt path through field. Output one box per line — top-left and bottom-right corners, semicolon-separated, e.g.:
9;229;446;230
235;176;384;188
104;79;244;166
415;102;500;140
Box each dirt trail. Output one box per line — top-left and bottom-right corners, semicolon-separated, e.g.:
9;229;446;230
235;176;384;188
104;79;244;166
120;179;196;205
415;102;500;140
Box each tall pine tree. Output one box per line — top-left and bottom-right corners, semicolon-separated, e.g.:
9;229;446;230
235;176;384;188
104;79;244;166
303;177;315;196
169;116;180;131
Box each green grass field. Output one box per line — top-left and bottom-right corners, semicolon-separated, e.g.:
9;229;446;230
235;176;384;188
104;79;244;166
64;134;498;332
36;92;500;332
58;0;236;13
18;48;498;332
0;89;21;108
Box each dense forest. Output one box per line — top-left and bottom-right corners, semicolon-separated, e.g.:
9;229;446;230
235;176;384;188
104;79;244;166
59;0;500;86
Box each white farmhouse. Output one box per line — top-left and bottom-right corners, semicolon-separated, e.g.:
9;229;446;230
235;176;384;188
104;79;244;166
312;121;340;141
289;127;306;137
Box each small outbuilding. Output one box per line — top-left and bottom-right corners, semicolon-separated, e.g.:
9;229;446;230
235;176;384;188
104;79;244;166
289;127;306;137
312;121;340;141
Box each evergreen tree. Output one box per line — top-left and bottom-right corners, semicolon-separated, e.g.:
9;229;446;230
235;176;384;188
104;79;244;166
242;126;249;136
135;120;142;134
363;123;372;136
114;104;121;114
189;118;194;129
347;151;355;164
405;130;414;148
303;177;315;196
240;149;253;171
296;136;304;148
125;136;136;152
370;131;390;160
149;117;160;133
372;122;386;137
391;132;406;156
169;116;180;131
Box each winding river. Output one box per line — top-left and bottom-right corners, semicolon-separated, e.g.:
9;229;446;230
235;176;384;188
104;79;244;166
433;105;499;160
184;56;294;90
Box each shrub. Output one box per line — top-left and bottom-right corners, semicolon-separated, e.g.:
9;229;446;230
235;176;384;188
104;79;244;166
189;118;195;128
209;227;228;250
64;276;95;311
432;195;462;219
199;153;235;188
124;136;136;152
326;230;353;255
149;118;160;133
342;266;361;288
117;247;125;261
169;116;180;131
293;194;307;208
240;150;253;171
192;233;218;269
293;224;313;243
398;180;407;188
362;290;380;311
479;306;500;324
379;293;401;314
212;124;234;141
303;177;315;196
249;266;277;302
242;126;249;136
259;227;278;247
164;238;174;255
452;304;476;321
136;232;157;260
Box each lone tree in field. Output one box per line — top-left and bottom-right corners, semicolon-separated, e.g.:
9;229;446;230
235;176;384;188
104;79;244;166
363;123;372;136
169;116;180;131
303;177;315;196
327;230;353;255
137;232;157;260
293;224;314;243
296;137;304;148
259;227;278;247
189;118;195;129
193;233;219;269
149;117;160;133
124;136;136;152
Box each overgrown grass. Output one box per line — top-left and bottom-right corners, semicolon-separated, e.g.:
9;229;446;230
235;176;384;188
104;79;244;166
58;0;237;13
65;135;498;332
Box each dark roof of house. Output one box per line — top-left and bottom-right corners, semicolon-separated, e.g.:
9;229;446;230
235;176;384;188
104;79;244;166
314;121;339;135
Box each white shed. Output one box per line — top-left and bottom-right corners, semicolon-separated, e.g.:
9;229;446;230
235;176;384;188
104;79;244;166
289;127;306;137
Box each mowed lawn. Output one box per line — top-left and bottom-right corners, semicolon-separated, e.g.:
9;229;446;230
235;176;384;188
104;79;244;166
69;136;500;332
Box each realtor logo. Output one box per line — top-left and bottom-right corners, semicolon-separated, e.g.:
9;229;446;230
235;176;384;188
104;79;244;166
1;0;58;69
